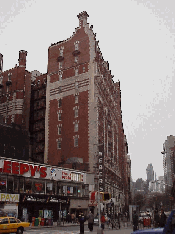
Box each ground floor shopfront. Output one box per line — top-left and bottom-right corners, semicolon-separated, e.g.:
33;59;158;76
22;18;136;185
0;157;90;224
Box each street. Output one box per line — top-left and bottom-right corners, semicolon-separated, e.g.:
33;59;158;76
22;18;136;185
23;225;133;234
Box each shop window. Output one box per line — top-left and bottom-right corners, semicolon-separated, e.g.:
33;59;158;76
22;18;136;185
14;177;18;193
25;178;33;194
46;182;54;195
19;177;24;193
0;176;6;192
33;179;45;194
7;176;13;193
57;184;62;195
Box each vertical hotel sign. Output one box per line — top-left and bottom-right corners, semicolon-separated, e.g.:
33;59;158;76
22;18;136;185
98;145;104;192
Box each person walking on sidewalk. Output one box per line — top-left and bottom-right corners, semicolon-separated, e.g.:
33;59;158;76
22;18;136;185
87;211;94;232
79;212;86;234
133;210;138;231
101;213;106;230
154;209;160;228
159;209;167;227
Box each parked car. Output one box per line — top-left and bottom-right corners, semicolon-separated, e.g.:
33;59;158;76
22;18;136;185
0;216;30;234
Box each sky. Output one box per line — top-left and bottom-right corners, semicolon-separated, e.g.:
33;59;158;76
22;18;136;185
0;0;175;182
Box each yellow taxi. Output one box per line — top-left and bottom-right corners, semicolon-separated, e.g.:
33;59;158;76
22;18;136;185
0;217;30;234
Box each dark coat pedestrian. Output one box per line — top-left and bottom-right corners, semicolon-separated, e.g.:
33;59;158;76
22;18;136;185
159;209;167;227
79;212;86;234
154;210;160;228
133;211;138;231
87;211;94;232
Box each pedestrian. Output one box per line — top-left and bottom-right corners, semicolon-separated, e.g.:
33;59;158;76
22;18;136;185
79;212;86;234
159;209;167;227
101;213;106;230
154;209;160;228
127;211;129;222
133;210;138;231
118;212;121;229
87;211;94;232
71;213;75;223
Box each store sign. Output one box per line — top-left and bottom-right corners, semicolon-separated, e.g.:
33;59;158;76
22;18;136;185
0;159;47;178
0;193;19;202
0;158;86;183
98;152;104;192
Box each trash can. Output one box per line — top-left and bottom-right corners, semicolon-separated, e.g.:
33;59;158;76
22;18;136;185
44;218;48;226
32;217;35;226
34;218;39;226
48;219;53;226
41;218;45;226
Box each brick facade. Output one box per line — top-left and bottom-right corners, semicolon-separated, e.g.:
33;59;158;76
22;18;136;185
0;11;130;210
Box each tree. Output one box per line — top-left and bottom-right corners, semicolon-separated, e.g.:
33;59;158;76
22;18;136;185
133;193;145;211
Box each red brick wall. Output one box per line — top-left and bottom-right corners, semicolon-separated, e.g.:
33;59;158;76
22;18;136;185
47;26;90;167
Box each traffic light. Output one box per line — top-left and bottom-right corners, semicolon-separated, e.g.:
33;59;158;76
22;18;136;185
100;192;111;201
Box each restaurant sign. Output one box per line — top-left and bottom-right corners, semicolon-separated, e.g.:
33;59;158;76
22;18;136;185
0;193;19;202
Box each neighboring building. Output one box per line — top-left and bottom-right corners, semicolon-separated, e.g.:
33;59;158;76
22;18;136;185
0;51;31;130
146;163;154;182
0;11;130;213
0;119;29;161
161;135;175;193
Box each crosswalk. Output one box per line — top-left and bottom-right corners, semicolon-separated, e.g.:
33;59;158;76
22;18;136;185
24;230;90;234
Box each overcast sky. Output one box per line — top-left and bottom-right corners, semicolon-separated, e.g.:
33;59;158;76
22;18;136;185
0;0;175;182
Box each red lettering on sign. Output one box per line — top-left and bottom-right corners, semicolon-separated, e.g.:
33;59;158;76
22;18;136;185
12;162;19;174
29;165;38;177
3;161;11;173
20;163;29;175
40;167;47;178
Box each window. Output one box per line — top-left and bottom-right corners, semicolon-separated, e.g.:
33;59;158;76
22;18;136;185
74;137;78;147
75;95;78;104
75;109;78;118
59;72;62;81
74;123;78;132
58;113;61;121
59;61;62;69
9;218;17;223
0;176;6;192
1;218;9;224
83;67;85;73
58;127;61;135
75;56;78;63
75;41;79;50
75;68;78;76
59;47;64;56
33;179;45;194
57;140;61;149
58;99;62;108
0;76;3;85
75;81;79;89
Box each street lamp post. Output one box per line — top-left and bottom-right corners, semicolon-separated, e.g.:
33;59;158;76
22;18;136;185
97;175;101;228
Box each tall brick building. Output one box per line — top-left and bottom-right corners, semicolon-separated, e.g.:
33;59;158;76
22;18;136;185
0;11;130;211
